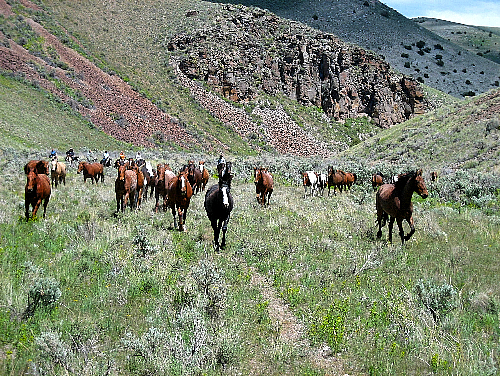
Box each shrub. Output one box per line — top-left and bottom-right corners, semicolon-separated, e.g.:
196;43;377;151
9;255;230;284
416;40;426;49
24;277;62;318
414;279;457;322
35;331;74;373
404;62;410;68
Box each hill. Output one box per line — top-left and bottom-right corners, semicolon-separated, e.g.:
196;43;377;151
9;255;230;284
414;17;500;65
216;0;500;98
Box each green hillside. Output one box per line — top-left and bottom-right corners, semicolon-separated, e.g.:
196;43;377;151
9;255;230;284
0;73;128;155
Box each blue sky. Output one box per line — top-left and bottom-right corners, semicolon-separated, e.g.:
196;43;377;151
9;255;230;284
380;0;500;27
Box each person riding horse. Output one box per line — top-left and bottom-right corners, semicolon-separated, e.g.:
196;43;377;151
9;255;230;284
100;150;111;167
49;149;57;161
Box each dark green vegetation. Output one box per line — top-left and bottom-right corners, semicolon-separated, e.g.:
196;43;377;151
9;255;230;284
1;0;500;374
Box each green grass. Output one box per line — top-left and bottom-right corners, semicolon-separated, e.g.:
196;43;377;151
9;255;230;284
0;72;127;154
1;150;499;374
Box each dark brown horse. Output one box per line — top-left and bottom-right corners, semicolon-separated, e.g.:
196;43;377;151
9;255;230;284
371;172;384;191
77;161;104;184
166;170;193;231
199;161;210;191
115;164;137;212
186;162;203;194
25;164;51;221
376;169;429;244
254;167;274;206
327;166;343;196
204;162;234;251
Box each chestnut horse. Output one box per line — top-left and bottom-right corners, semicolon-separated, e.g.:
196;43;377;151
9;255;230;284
338;170;357;191
204;162;234;251
50;159;66;188
166;169;193;231
24;160;49;175
327;166;343;196
115;164;137;212
371;172;384;191
25;162;51;221
77;161;104;184
199;161;210;191
376;169;429;244
254;167;274;206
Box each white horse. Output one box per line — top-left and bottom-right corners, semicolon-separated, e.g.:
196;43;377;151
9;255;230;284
302;171;318;197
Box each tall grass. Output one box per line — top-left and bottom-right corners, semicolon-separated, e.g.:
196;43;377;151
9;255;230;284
1;152;499;375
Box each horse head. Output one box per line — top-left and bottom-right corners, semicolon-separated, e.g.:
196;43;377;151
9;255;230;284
219;162;232;187
178;171;189;196
77;161;85;174
26;171;37;192
414;169;429;198
118;164;127;181
50;158;58;172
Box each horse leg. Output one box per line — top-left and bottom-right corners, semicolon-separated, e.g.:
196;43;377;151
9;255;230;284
403;216;415;243
211;218;221;251
171;205;178;230
267;191;272;206
388;217;395;243
32;198;42;219
221;215;231;249
42;197;49;218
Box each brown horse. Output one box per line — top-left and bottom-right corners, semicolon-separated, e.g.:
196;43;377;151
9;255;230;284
254;167;274;206
25;165;51;221
50;159;66;188
130;164;144;209
430;171;438;182
327;166;343;196
338;170;357;191
166;170;193;231
24;160;49;175
77;161;104;184
376;169;429;244
115;164;137;212
186;162;203;194
199;161;210;191
371;172;384;191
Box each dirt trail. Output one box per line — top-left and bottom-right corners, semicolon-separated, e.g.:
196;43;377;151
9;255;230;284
250;269;348;375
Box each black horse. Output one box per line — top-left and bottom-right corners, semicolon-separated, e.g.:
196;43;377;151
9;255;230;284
204;162;234;251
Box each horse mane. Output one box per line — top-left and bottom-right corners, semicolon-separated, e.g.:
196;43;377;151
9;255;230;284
393;170;417;194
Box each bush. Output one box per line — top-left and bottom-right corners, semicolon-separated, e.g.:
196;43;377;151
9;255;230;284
24;277;62;318
414;279;457;322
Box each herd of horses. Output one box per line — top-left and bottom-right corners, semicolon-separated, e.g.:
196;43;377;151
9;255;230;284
23;156;432;246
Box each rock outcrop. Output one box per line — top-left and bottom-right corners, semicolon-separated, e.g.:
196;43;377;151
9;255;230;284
168;5;426;128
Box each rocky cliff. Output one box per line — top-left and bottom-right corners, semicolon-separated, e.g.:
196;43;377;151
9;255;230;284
168;5;427;128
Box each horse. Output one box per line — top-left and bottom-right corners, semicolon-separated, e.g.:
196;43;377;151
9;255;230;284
338;170;357;191
50;159;66;188
327;166;343;196
254;167;274;206
166;169;193;231
24;160;49;175
317;172;327;196
131;164;144;209
430;171;438;182
371;172;384;191
25;165;51;221
376;169;429;244
186;162;203;194
140;161;156;201
115;164;137;212
204;161;234;251
65;153;78;167
199;161;210;191
302;171;318;197
77;161;104;184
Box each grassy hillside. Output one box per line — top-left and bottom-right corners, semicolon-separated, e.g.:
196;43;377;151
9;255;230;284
415;18;500;65
0;72;128;156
